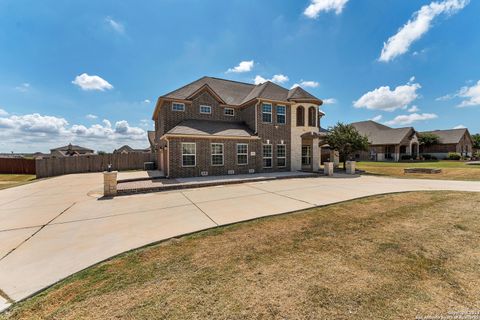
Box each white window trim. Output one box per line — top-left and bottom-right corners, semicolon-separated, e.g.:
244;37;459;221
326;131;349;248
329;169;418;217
181;142;196;167
200;105;212;114
263;144;273;168
211;143;224;166
276;105;286;125
262;103;272;123
277;144;287;167
172;102;185;112
224;107;235;117
236;143;248;165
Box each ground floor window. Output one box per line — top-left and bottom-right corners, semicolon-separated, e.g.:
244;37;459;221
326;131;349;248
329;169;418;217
277;144;286;167
263;144;272;168
211;143;224;166
182;143;196;167
237;143;248;165
302;145;311;165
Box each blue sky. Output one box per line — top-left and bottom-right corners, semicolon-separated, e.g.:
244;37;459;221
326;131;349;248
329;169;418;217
0;0;479;152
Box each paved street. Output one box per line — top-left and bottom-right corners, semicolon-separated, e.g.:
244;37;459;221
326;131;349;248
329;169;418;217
0;172;479;311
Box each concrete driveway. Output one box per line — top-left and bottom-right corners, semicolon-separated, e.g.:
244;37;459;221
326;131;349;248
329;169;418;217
0;172;479;310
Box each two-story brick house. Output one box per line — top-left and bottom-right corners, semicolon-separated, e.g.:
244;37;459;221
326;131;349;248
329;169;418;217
152;76;324;178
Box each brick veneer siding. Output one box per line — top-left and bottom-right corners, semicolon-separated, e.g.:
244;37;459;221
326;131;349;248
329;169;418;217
158;91;244;136
255;101;292;172
167;137;263;178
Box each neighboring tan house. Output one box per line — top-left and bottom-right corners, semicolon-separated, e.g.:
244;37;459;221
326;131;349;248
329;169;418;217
351;120;419;162
151;76;325;178
50;144;94;157
113;145;150;154
420;128;474;158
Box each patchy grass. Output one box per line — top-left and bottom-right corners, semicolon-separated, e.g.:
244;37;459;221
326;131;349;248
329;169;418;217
2;192;480;319
356;161;480;181
0;174;36;190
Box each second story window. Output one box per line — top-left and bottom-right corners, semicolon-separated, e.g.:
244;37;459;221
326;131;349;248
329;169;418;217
224;108;235;116
262;103;272;123
276;105;286;124
200;105;211;114
172;102;185;112
308;106;316;127
296;106;305;126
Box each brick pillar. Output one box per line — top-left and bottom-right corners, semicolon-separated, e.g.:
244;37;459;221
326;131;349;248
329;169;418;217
324;162;334;176
103;171;118;197
346;161;356;175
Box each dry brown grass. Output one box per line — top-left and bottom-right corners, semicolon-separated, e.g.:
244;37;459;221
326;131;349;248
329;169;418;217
0;175;36;190
2;192;480;319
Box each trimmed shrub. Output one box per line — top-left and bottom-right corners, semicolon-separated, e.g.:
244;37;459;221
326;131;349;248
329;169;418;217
401;155;412;160
422;154;437;161
447;152;461;160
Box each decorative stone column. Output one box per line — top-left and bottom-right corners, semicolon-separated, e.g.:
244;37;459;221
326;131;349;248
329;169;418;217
324;162;334;176
103;171;118;197
345;161;356;175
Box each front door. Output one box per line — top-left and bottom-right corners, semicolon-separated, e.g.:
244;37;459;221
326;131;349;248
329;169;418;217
302;145;312;171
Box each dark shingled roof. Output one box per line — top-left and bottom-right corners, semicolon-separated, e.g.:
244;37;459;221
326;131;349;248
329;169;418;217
421;128;470;144
50;144;93;153
351;121;414;145
166;119;255;137
161;76;322;106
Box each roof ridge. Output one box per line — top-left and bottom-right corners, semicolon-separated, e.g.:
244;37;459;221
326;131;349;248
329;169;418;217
206;76;255;87
160;76;208;98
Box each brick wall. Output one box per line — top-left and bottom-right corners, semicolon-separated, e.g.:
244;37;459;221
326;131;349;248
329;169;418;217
167;137;262;178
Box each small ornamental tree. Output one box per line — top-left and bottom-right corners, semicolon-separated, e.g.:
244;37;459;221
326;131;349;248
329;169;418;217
325;122;369;170
418;133;440;146
472;134;480;150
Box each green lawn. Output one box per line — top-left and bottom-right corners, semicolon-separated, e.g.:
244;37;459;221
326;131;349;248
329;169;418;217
2;191;480;319
0;174;36;190
355;160;480;181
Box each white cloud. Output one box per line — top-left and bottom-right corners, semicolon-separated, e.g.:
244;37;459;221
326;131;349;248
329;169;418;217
453;124;466;129
227;60;254;73
72;73;113;91
379;0;469;62
370;115;383;122
15;83;31;92
304;0;349;18
0;110;147;152
407;105;420;112
290;80;320;89
86;114;98;120
0;108;8;116
436;93;455;101
105;16;125;34
354;80;421;112
254;74;289;85
143;99;151;104
385;113;438;126
322;98;337;105
457;80;480;107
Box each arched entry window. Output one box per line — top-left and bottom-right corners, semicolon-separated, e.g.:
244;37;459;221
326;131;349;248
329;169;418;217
308;107;316;127
296;106;305;126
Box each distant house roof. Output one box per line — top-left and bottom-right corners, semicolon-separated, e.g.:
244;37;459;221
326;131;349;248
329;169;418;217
157;76;322;111
50;144;94;153
421;128;471;144
113;145;150;153
351;121;415;145
165;119;255;138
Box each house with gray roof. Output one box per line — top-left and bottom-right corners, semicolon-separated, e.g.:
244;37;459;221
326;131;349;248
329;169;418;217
152;76;325;178
351;121;420;162
420;128;473;158
50;144;94;157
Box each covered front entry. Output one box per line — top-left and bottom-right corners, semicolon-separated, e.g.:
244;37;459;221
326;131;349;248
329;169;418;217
300;133;321;172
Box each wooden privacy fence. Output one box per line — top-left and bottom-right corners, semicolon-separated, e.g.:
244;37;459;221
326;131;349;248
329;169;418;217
36;153;156;178
0;158;36;174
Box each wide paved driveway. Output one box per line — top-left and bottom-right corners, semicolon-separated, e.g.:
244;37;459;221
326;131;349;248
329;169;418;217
0;173;479;310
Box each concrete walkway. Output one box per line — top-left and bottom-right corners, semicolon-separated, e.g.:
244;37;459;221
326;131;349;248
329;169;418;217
0;172;479;311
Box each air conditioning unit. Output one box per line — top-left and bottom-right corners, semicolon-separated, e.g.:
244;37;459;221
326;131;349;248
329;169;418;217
248;169;255;174
201;171;208;176
228;170;235;175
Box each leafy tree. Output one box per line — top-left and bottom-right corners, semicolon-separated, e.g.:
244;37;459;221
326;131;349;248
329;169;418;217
97;151;107;155
418;133;440;146
325;122;369;170
472;134;480;150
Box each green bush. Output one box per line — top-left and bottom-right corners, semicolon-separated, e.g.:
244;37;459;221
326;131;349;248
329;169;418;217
422;154;437;160
401;155;412;160
447;152;461;160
